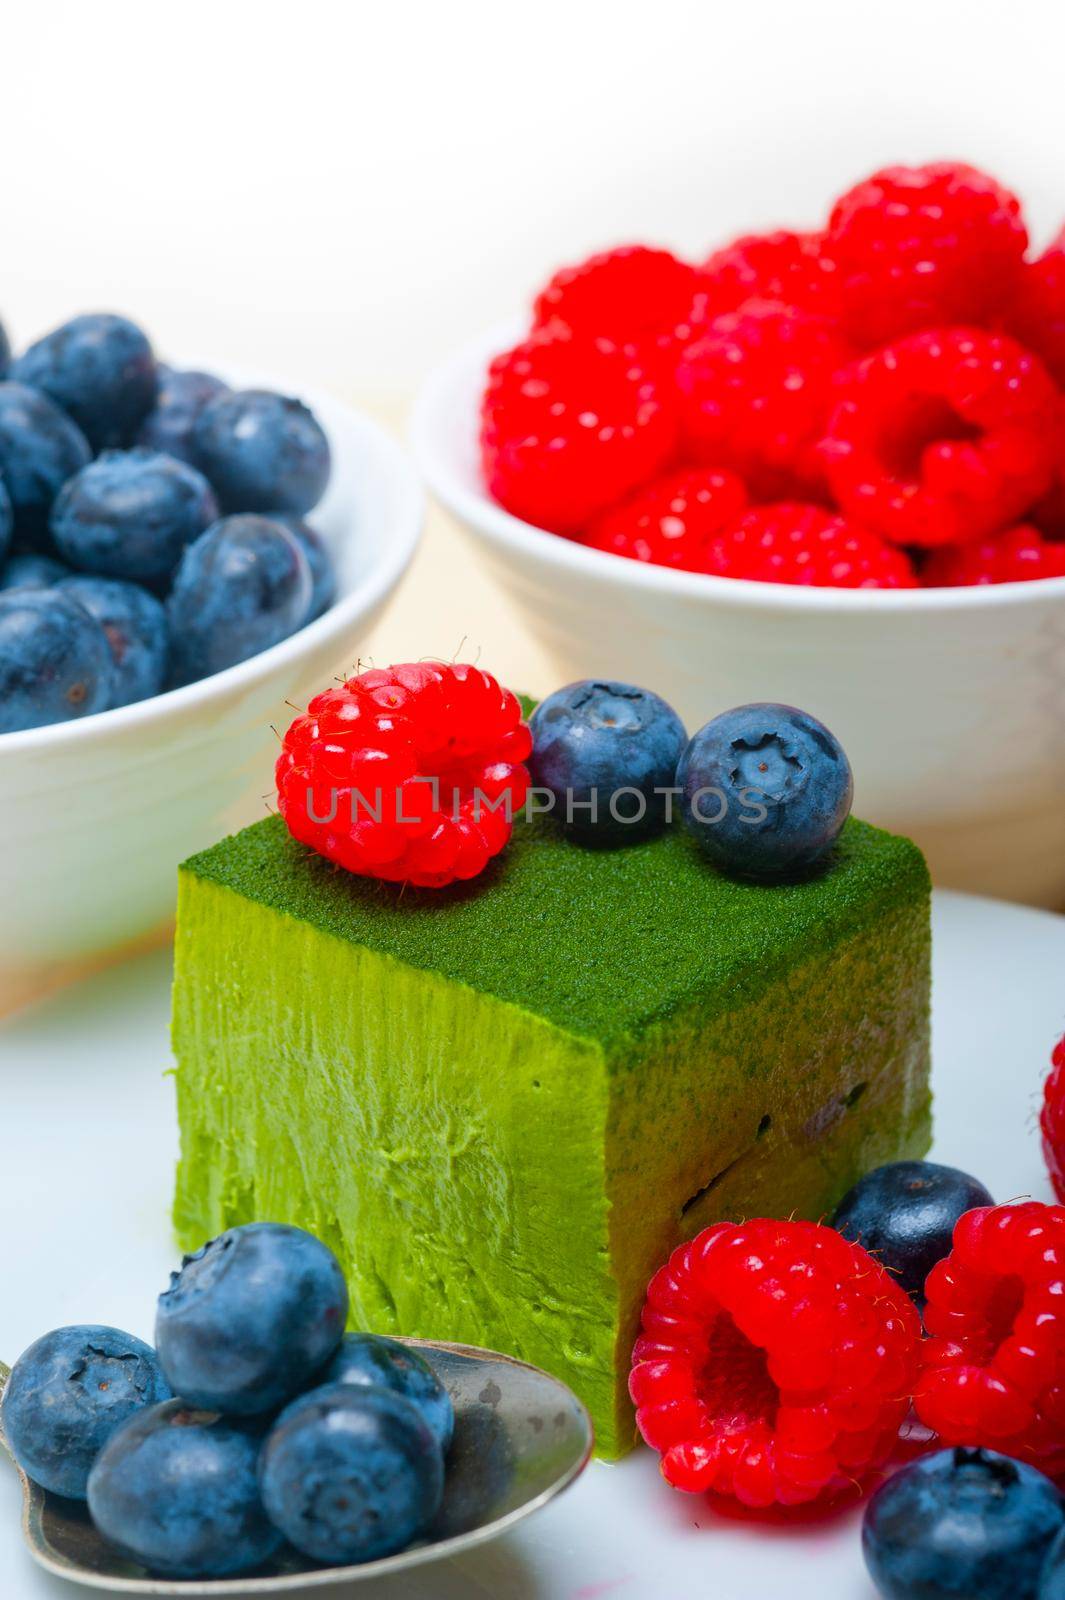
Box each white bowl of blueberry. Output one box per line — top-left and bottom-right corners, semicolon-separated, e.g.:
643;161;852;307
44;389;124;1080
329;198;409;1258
0;312;423;991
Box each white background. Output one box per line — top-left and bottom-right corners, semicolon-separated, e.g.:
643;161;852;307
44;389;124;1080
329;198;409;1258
5;0;1065;400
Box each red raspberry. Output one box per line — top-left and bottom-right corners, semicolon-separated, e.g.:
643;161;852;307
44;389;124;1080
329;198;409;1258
1041;1037;1065;1204
532;244;710;366
916;1202;1065;1479
922;524;1065;586
822;328;1060;547
276;662;532;890
702;229;839;317
676;300;853;500
480;328;677;534
828;162;1027;346
629;1218;921;1508
583;467;747;572
1006;227;1065;388
703;502;917;589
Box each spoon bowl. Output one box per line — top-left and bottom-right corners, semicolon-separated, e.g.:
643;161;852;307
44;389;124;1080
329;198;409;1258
0;1339;593;1593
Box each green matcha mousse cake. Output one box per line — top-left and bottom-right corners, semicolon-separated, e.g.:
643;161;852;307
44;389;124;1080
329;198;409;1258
171;812;932;1458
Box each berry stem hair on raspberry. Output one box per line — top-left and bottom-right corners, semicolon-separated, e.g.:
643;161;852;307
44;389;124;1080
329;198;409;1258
916;1201;1065;1479
630;1218;921;1507
276;662;531;890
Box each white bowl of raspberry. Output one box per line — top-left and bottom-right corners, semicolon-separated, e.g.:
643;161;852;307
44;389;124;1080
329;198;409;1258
414;161;1065;910
0;367;423;1009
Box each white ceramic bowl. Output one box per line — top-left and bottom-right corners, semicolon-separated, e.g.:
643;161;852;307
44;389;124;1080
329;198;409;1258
0;369;423;996
414;325;1065;909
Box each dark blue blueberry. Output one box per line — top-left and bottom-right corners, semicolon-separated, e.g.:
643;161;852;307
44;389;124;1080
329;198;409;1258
56;576;168;708
274;515;337;619
832;1160;993;1305
0;381;91;543
529;679;687;842
1041;1526;1065;1598
136;367;230;464
0;476;11;565
13;313;157;450
165;515;312;687
0;551;69;591
49;448;218;589
0;589;111;732
0;316;10;377
192;388;331;514
260;1383;444;1565
155;1222;348;1415
320;1333;454;1451
1;1325;170;1499
863;1447;1064;1600
677;702;853;882
87;1400;283;1578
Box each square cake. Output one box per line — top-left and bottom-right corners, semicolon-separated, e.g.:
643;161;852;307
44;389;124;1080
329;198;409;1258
171;812;932;1457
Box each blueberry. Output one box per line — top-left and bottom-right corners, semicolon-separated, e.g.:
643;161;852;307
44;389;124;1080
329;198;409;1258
1;1325;170;1499
192;388;331;514
832;1160;993;1305
529;680;687;842
136;367;230;464
1042;1526;1065;1598
0;381;91;543
320;1334;454;1451
0;589;111;732
0;476;11;565
260;1383;444;1565
13;312;157;450
0;317;10;378
677;702;853;881
87;1400;283;1578
0;550;69;591
274;515;337;619
50;448;219;589
166;515;312;687
155;1221;348;1414
863;1447;1064;1600
56;576;168;708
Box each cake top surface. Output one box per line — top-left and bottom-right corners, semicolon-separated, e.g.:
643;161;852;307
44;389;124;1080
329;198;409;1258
181;814;929;1051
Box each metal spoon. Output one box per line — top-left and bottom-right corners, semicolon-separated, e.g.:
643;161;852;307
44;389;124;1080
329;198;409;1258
0;1339;593;1594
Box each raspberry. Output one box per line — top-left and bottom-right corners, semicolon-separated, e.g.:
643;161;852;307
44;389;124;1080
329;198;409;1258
702;230;839;317
922;524;1065;586
532;244;709;365
702;502;916;589
629;1218;921;1508
480;328;677;533
1041;1037;1065;1204
915;1202;1065;1479
582;467;747;572
822;328;1060;547
828;162;1027;346
276;662;532;890
676;300;853;499
1006;227;1065;388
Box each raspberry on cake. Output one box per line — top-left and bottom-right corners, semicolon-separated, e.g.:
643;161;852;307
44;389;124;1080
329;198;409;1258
916;1202;1065;1480
630;1219;921;1506
922;525;1065;587
583;467;747;572
703;502;917;588
827;161;1028;347
276;662;531;890
676;299;852;500
480;326;677;533
1041;1036;1065;1203
172;799;932;1457
822;328;1060;547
